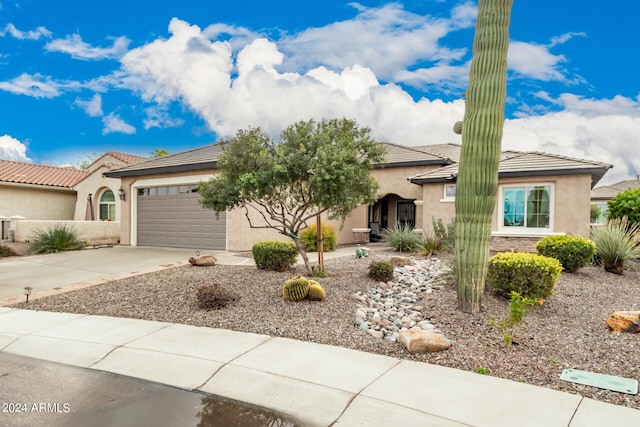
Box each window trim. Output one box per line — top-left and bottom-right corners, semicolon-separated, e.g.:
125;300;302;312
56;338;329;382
99;189;116;221
498;183;554;234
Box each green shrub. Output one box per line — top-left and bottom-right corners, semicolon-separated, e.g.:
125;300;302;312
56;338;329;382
487;252;562;300
535;235;596;273
590;217;640;272
383;222;421;252
252;241;298;272
368;261;394;282
30;224;85;254
300;223;337;252
607;188;640;224
421;234;443;256
196;284;237;310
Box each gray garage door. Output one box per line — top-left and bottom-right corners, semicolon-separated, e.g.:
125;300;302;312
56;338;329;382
137;184;226;250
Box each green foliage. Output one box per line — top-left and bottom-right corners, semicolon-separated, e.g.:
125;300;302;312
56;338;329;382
383;222;421;252
535;235;596;273
0;245;17;257
368;261;394;282
252;241;298;272
196;284;237;310
590;217;640;269
607;188;640;225
433;216;456;252
475;367;489;375
421;234;443;256
150;148;169;158
198;118;387;274
307;280;326;301
491;291;543;347
282;276;310;302
590;204;602;223
487;252;562;300
300;223;337;252
30;224;85;254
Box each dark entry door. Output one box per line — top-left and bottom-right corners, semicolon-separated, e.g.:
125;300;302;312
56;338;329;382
397;202;416;228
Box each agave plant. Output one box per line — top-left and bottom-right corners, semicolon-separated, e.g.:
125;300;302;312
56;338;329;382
30;224;85;254
590;217;640;274
382;222;421;252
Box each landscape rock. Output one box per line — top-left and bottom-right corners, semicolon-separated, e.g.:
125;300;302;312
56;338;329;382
606;311;640;333
389;256;412;267
188;255;217;266
399;329;452;353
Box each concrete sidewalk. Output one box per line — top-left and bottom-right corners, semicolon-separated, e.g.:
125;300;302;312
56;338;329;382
1;308;638;426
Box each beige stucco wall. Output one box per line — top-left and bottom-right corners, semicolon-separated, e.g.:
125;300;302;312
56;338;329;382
12;220;120;245
0;184;76;220
420;173;593;237
73;165;126;221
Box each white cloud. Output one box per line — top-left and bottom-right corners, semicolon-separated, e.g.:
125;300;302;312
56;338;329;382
508;41;567;81
0;73;62;98
74;93;103;117
0;134;30;161
102;113;136;135
45;34;130;60
0;23;51;40
143;106;185;129
278;2;471;81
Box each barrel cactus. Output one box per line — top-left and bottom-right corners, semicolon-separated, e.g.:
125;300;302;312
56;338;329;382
306;280;326;301
282;276;310;302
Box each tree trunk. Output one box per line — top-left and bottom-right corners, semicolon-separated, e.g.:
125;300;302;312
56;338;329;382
291;236;313;275
455;0;513;314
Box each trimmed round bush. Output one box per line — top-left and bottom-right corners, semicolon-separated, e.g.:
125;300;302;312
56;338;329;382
535;235;596;273
252;241;298;272
487;252;562;300
300;224;337;252
368;261;394;282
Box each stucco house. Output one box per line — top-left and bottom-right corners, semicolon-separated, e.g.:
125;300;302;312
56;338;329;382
0;152;146;241
106;142;612;252
590;179;640;224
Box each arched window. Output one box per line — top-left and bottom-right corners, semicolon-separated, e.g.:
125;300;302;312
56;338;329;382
99;190;116;221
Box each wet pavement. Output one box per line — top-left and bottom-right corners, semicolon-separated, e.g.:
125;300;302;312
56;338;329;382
0;353;299;427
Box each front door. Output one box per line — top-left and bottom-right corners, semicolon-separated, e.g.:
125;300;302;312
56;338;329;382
397;202;416;228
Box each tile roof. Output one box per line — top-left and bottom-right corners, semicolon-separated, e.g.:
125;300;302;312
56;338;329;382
377;142;450;166
409;146;612;188
105;144;224;177
0;160;88;188
591;180;640;200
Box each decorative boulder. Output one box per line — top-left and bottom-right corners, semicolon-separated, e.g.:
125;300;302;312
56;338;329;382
399;329;452;353
606;311;640;333
390;256;411;267
189;255;217;266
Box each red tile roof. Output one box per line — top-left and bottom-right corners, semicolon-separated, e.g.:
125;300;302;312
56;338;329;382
0;160;88;188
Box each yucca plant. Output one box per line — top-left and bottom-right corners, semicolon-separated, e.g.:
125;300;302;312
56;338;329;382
590;217;640;274
30;224;85;254
382;222;421;252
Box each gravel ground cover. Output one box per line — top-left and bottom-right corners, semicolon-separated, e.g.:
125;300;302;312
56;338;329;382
12;251;640;410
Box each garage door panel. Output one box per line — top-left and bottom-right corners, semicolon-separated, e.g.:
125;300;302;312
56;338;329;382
137;186;226;250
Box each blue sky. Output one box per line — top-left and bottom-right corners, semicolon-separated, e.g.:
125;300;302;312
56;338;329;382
1;0;638;185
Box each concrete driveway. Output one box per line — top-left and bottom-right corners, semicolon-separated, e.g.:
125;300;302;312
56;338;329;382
0;246;253;305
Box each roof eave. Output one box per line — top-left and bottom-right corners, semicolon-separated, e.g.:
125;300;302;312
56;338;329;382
0;181;76;191
375;159;451;169
104;161;218;178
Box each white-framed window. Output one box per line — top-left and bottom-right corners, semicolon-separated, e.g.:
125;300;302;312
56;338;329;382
591;203;609;224
99;190;116;221
499;184;553;232
442;184;456;202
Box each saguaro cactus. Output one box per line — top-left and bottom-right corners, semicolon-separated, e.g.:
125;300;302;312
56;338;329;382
455;0;513;313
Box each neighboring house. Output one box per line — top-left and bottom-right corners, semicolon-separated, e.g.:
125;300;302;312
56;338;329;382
106;142;612;253
0;152;146;241
590;179;640;224
73;152;148;222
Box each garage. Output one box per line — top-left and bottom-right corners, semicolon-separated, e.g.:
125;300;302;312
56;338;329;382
136;184;226;250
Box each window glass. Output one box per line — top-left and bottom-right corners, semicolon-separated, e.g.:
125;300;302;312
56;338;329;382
503;185;550;229
444;185;456;198
179;185;191;194
99;190;116;220
168;186;178;195
149;188;157;196
157;187;167;196
100;190;115;202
